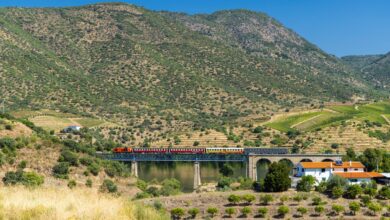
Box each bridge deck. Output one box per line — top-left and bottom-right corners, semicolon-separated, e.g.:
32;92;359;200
98;153;341;162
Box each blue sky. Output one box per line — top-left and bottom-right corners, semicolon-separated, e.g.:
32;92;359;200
1;0;389;57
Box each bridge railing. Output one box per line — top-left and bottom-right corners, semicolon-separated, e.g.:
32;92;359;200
97;153;247;162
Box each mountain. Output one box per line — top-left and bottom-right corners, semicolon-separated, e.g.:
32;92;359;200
342;53;390;89
0;3;384;131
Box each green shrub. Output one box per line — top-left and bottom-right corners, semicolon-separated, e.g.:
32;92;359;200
87;163;100;176
241;194;256;205
277;205;289;217
86;178;93;187
68;180;77;189
344;184;362;199
104;161;129;177
227;194;241;205
264;162;291;192
170;207;185;219
52;162;70;179
360;195;371;206
225;207;236;217
257;207;268;217
378;186;390;199
160;178;182;196
100;179;118;193
136;179;148;191
311;196;322;205
296;175;316;192
331;186;344;199
2;170;23;185
314;205;325;216
296;207;307;217
349;201;360;215
367;202;382;216
17;160;27;170
279;195;289;204
59;150;79;166
80;157;93;166
187;208;199;218
240;206;251;217
21;171;44;187
259;194;274;205
315;181;327;193
219;164;234;177
331;204;344;215
206;207;218;218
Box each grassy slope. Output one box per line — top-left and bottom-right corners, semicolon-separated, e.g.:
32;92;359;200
0;186;168;220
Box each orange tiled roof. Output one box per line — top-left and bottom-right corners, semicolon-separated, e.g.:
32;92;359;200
334;172;384;179
300;161;364;169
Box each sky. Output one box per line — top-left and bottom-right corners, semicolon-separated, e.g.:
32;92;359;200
0;1;389;57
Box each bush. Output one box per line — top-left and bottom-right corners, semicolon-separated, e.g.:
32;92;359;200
277;205;289;217
279;195;289;204
88;163;100;176
311;196;322;205
349;201;360;215
100;179;117;193
160;178;182;196
68;180;76;189
187;208;199;218
344;184;362;199
360;195;371;206
17;160;27;170
104;161;129;177
264;162;291;192
378;186;390;199
21;171;44;187
171;207;185;219
326;175;347;191
257;207;268;217
252;180;265;192
240;207;251;217
80;157;93;166
206;207;218;217
136;179;148;191
259;194;274;205
2;170;23;185
315;181;327;193
242;194;256;205
225;207;236;217
367;202;382;216
364;187;377;198
331;204;344;215
86;178;93;187
314;205;325;216
219;164;234;177
217;176;234;190
296;207;307;217
52;162;69;179
59;150;79;166
331;186;344;199
296;175;316;192
227;194;241;205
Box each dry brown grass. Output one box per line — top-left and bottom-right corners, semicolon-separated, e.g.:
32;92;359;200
0;186;168;220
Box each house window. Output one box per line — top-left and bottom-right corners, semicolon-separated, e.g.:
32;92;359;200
350;179;358;183
302;168;305;172
354;168;358;171
321;168;325;173
322;177;326;181
344;168;348;172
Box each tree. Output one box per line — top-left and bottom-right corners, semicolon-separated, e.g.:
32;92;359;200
257;207;268;218
344;184;362;199
326;175;348;191
342;147;357;161
220;164;234;177
367;202;382;216
225;207;236;217
227;194;241;205
188;208;199;219
242;194;256;205
171;208;185;220
207;207;218;218
349;202;360;215
364;187;377;198
277;205;289;217
52;162;70;179
296;175;316;192
331;186;344;199
331;204;344;216
360;195;371;207
296;207;307;217
259;194;274;205
240;207;251;217
314;206;325;216
264;162;291;192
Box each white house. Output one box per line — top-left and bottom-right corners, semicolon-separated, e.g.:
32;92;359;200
295;161;382;184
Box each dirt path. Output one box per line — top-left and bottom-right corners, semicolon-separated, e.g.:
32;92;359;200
323;108;339;113
291;114;323;128
381;114;390;124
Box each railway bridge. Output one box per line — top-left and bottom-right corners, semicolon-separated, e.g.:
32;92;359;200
98;152;342;189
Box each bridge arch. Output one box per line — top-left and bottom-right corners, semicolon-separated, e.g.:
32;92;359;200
279;158;294;175
322;158;334;162
300;158;313;162
256;158;271;180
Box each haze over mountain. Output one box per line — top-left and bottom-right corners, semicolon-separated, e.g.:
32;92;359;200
0;2;386;130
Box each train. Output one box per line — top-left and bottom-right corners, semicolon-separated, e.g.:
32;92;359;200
112;147;288;155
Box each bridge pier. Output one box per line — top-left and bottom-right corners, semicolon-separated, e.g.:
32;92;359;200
247;156;257;181
131;161;138;178
193;162;201;190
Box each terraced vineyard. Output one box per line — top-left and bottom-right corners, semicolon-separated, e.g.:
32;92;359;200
266;102;390;132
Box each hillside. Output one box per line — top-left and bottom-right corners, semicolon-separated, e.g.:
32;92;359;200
342;52;390;89
0;3;385;136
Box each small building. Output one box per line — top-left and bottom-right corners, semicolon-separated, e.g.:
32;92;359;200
61;125;81;133
334;172;384;185
295;161;366;184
